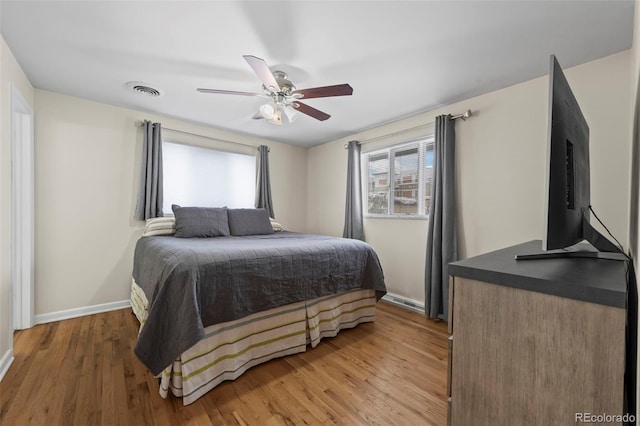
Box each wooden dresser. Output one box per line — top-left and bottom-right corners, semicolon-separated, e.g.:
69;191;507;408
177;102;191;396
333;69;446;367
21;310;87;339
447;240;632;426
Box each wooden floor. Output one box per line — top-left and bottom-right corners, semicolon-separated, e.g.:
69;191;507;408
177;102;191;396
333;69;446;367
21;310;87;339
0;302;448;426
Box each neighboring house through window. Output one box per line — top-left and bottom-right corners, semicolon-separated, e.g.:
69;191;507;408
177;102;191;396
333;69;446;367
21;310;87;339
162;141;256;214
363;136;434;218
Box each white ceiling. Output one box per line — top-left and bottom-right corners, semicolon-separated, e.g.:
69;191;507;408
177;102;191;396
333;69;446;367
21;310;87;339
0;1;634;148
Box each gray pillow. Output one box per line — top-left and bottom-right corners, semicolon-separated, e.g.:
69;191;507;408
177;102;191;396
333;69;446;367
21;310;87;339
171;205;230;238
227;208;274;236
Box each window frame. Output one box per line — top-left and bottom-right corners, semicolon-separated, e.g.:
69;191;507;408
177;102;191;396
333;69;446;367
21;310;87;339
362;136;435;219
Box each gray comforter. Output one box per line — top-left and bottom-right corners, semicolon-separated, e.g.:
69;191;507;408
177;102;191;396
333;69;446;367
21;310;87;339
132;232;386;375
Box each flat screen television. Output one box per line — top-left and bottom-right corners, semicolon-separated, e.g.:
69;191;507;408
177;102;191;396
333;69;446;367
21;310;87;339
515;55;625;260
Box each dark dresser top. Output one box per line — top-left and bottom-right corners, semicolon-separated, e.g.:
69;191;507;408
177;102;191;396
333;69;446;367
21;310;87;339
448;240;628;308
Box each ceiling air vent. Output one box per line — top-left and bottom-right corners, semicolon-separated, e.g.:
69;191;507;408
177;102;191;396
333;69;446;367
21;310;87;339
126;81;163;97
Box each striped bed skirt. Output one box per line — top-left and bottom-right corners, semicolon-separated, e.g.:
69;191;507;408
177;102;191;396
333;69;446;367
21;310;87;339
130;280;377;405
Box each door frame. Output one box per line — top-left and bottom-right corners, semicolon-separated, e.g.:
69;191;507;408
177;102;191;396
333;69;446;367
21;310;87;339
11;84;34;330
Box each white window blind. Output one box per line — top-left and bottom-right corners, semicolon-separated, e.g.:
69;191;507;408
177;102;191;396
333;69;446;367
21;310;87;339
162;141;256;214
363;137;434;217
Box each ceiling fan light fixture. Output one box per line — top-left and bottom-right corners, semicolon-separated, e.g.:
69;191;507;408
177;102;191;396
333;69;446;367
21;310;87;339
284;105;300;123
268;109;282;126
259;103;276;119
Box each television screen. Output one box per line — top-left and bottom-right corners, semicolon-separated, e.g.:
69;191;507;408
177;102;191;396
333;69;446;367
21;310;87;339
543;55;590;251
515;55;624;260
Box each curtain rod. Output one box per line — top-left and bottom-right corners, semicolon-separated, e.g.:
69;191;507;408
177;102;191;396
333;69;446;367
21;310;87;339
344;110;472;149
135;120;266;151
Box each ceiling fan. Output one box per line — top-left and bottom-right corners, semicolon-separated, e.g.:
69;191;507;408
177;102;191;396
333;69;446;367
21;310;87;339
197;55;353;125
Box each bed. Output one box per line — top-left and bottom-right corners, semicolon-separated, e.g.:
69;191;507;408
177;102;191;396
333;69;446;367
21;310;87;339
131;209;386;405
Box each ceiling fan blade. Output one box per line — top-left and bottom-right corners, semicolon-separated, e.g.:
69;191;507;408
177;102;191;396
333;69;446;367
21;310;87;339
243;55;281;92
293;102;331;121
197;88;265;97
292;84;353;99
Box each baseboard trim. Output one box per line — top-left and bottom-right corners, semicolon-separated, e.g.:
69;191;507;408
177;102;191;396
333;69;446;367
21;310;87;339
35;300;131;325
0;349;14;382
381;292;425;314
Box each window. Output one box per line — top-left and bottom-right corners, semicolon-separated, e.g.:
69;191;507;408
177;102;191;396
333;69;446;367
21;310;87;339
162;141;255;214
364;137;434;217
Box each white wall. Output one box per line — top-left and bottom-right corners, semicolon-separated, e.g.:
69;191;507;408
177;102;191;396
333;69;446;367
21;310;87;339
308;51;631;304
33;90;307;316
0;37;34;372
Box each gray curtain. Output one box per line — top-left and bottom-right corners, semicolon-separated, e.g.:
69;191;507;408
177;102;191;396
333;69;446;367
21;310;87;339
425;115;457;320
343;140;365;240
255;145;275;218
134;121;163;220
